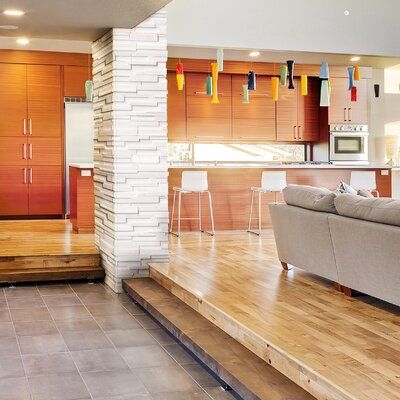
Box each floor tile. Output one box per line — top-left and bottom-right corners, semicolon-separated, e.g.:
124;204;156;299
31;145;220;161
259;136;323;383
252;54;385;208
204;386;237;400
151;391;211;400
62;330;113;351
95;314;141;331
94;396;152;400
0;300;8;309
134;314;159;330
5;286;40;299
23;353;77;377
7;297;45;309
28;372;90;400
0;336;20;356
42;295;81;307
0;376;30;400
106;329;157;348
14;321;58;337
0;356;25;379
71;348;129;372
86;303;128;317
119;345;176;369
164;343;197;365
149;328;176;345
0;309;11;322
182;364;221;387
0;322;15;338
48;305;92;321
70;283;106;294
10;307;51;322
120;301;146;316
55;318;100;333
77;291;117;305
136;365;200;394
37;285;74;296
82;370;148;398
18;334;68;355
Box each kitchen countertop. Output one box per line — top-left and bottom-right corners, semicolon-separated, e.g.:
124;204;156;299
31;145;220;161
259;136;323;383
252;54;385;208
69;163;94;169
168;163;392;169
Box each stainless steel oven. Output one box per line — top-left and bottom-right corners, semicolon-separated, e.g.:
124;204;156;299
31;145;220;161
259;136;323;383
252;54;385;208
329;124;369;164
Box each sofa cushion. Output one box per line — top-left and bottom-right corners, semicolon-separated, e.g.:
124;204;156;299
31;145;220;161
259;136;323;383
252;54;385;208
334;194;400;226
283;185;337;213
357;189;375;198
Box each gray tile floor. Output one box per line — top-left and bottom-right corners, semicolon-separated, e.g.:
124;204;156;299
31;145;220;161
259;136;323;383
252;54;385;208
0;282;238;400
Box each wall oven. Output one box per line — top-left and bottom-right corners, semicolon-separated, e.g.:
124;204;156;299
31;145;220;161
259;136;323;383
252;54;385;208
329;124;369;164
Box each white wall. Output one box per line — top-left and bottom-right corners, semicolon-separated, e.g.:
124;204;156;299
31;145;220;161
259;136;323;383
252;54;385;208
167;0;400;57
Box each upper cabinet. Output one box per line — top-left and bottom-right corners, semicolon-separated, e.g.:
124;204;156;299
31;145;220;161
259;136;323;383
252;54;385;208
329;77;368;124
167;71;187;141
232;75;276;141
277;77;320;142
186;73;232;141
63;66;91;98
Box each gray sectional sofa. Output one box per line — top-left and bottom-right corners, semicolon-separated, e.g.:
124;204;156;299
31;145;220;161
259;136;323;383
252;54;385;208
269;185;400;307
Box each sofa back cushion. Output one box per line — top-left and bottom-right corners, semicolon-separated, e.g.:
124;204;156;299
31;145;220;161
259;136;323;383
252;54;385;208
283;185;337;213
334;194;400;226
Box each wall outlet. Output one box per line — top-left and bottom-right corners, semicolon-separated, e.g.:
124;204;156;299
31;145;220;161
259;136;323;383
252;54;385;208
381;170;389;176
81;170;92;177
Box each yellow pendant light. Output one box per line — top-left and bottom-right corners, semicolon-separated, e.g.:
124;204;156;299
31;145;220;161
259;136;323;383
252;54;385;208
301;75;308;96
211;62;219;104
271;77;279;102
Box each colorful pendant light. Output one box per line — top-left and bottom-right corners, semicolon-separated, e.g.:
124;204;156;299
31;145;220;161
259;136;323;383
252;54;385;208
176;62;184;91
287;60;295;89
319;61;330;79
348;67;355;90
206;75;213;96
301;75;308;96
354;66;361;81
280;65;287;86
271;77;279;102
351;86;357;102
242;84;250;104
217;48;224;72
85;80;93;102
374;84;380;98
320;80;330;107
211;62;219;104
248;70;256;90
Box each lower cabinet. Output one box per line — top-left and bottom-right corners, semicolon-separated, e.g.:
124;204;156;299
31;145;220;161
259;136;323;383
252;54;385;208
0;166;29;215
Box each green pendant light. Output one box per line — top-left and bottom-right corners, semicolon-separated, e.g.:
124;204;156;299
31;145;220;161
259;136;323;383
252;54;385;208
206;75;213;96
242;84;250;104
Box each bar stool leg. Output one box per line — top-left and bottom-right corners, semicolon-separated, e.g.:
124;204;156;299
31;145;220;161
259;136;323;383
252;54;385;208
169;190;177;234
258;191;262;235
198;192;202;232
177;191;182;237
206;191;215;236
247;190;255;232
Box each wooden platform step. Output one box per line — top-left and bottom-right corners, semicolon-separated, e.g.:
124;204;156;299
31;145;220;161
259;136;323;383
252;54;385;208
123;277;315;400
0;254;104;283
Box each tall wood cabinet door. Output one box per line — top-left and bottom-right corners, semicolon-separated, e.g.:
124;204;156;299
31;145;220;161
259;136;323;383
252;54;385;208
348;79;368;124
167;71;187;141
0;64;27;137
0;138;28;166
63;66;90;98
27;138;62;166
329;77;349;124
232;75;276;140
276;78;299;142
297;78;320;141
27;65;62;138
28;166;62;215
0;166;29;215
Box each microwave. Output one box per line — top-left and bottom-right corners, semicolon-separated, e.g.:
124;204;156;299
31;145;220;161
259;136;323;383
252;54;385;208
329;124;369;164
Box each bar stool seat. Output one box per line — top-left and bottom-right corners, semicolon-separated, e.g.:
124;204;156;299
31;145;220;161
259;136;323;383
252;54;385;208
169;171;215;237
248;171;287;235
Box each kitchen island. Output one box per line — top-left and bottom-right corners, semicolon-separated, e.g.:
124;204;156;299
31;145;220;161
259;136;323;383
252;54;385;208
169;164;392;231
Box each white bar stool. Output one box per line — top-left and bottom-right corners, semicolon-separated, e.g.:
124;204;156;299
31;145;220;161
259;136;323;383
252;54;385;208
169;171;215;237
248;171;287;236
350;171;379;197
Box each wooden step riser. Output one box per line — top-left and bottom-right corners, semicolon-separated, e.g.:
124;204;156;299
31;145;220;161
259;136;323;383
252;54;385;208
149;267;350;400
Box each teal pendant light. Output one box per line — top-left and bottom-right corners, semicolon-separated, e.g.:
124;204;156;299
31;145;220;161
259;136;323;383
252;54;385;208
217;48;224;72
320;80;330;107
206;75;213;96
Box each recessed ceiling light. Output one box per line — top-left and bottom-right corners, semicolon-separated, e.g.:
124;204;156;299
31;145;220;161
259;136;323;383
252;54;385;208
3;9;25;16
249;51;260;57
16;37;29;45
344;10;350;16
350;56;360;62
0;24;18;30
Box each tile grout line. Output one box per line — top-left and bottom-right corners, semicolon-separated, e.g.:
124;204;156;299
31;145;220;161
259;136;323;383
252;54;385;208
36;283;95;400
4;285;34;400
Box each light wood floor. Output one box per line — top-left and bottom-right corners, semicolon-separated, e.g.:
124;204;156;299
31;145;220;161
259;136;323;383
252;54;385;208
150;231;400;400
0;220;98;257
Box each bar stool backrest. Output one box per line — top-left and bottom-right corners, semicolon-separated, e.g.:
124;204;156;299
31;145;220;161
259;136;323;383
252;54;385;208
181;171;208;192
261;171;287;192
350;171;376;191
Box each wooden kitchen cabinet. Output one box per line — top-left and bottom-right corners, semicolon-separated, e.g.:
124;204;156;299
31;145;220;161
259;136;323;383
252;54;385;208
27;65;62;138
28;138;63;166
298;77;320;141
0;138;28;166
329;77;368;124
0;64;27;137
0;166;29;215
186;73;232;141
277;78;299;141
63;66;90;98
167;71;187;141
232;75;276;140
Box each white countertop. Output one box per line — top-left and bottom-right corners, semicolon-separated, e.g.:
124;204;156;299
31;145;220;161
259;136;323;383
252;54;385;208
69;163;94;169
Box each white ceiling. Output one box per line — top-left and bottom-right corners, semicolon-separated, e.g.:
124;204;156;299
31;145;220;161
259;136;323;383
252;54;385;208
0;0;170;40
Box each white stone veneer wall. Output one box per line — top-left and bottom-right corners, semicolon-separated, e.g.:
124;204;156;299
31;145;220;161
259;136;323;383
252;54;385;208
92;8;169;292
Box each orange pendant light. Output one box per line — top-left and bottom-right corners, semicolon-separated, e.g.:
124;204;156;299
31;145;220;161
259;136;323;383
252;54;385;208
176;62;184;91
271;77;279;101
211;62;219;104
354;66;361;81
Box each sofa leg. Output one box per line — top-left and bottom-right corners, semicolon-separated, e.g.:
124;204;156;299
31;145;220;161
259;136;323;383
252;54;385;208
334;283;343;292
281;262;291;271
342;286;354;297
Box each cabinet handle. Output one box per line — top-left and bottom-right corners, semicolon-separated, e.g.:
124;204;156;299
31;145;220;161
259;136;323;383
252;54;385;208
344;108;347;122
23;119;27;136
194;91;224;95
29;119;32;135
23;144;27;160
298;126;302;140
29;144;32;159
29;168;33;184
194;135;224;138
293;126;297;140
348;108;352;122
23;168;27;184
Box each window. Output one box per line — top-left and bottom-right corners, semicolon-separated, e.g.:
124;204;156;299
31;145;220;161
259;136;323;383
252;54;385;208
168;143;306;165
